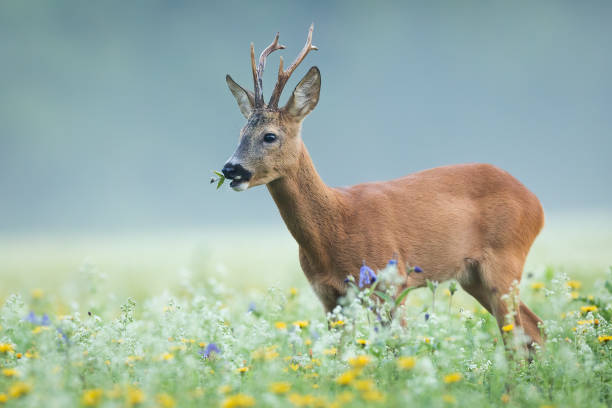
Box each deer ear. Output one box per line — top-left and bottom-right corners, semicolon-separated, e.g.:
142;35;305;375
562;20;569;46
226;75;255;119
284;66;321;120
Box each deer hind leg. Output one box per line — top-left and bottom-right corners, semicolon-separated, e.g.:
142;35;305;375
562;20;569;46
459;254;543;349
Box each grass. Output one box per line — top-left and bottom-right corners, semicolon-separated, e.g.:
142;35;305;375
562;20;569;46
0;215;611;407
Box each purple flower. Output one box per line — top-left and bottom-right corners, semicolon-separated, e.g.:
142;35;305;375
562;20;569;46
24;311;50;326
414;266;423;273
387;259;397;266
424;313;430;321
359;261;377;288
199;343;221;359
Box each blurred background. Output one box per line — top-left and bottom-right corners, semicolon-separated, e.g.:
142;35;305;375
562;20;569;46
1;1;611;301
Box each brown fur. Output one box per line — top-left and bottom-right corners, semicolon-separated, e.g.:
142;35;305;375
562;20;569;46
224;32;545;347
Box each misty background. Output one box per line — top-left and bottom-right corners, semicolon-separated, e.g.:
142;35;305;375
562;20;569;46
1;0;611;234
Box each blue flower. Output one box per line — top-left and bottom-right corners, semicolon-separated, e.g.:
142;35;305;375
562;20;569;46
414;266;423;273
248;302;256;313
387;258;397;267
199;343;221;358
424;313;430;321
24;311;50;326
359;261;377;288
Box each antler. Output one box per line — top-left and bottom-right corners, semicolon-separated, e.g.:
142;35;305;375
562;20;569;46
268;24;318;108
251;33;285;107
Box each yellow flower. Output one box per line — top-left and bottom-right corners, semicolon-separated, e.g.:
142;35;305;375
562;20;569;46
269;382;291;394
570;292;579;299
567;280;581;289
577;319;599;325
157;393;176;408
2;368;18;377
531;282;544;290
598;335;612;343
199;342;206;348
336;370;357;385
82;389;104;406
287;393;324;407
323;347;337;355
32;326;49;334
501;394;510;403
126;387;145;405
336;391;354;404
356;339;369;346
330;320;345;328
31;288;44;299
362;390;385;402
502;324;514;332
293;320;309;328
354;379;374;392
289;287;298;296
397;356;416;370
221;394;255;408
581;305;598;314
8;382;32;398
237;366;249;374
16;353;22;359
0;393;7;403
348;355;370;368
290;363;299;371
275;322;287;330
161;353;174;361
443;373;462;384
0;343;15;353
442;394;457;404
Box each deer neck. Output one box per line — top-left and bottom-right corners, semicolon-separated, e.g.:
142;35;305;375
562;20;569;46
267;141;340;259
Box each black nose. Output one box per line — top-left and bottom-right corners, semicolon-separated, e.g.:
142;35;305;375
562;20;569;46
222;162;252;181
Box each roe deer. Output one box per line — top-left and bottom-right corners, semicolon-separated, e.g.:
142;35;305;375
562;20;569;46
221;25;544;347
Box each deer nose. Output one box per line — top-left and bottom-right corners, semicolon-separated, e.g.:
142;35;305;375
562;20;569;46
222;162;252;181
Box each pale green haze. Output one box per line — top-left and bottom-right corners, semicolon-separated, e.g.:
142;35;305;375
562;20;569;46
0;1;611;297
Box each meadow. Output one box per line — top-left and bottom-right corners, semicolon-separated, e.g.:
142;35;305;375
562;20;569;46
0;215;611;407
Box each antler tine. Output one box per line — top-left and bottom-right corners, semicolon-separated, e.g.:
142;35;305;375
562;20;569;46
251;33;286;107
268;23;318;108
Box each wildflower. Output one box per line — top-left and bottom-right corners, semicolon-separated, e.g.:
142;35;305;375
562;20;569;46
359;261;377;287
442;394;457;404
0;343;14;353
290;363;299;371
236;366;249;374
397;356;416;370
570;292;579;299
362;390;385;402
275;322;287;330
354;379;374;391
387;258;397;267
82;389;104;406
269;382;291;394
199;343;220;359
336;391;354;404
577;319;599;325
356;338;369;346
580;305;598;314
414;266;423;273
161;353;174;361
336;370;357;385
218;385;232;394
348;355;371;368
2;368;18;377
293;320;309;328
0;394;6;403
531;282;544;290
16;352;22;359
8;382;32;398
330;320;345;328
288;393;324;407
157;393;176;408
221;394;255;408
290;287;298;296
567;280;581;289
323;347;337;355
443;373;462;384
31;288;44;299
126;387;145;405
502;324;514;332
501;394;510;403
598;335;612;343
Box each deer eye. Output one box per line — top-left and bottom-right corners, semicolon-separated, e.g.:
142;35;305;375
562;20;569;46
263;133;277;143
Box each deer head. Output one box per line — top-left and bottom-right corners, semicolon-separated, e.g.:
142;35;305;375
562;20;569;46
223;25;320;191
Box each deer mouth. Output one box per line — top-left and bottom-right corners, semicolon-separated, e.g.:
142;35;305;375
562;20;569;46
229;174;251;191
